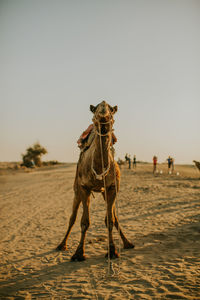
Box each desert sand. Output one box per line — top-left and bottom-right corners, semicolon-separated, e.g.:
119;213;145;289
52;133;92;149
0;162;200;299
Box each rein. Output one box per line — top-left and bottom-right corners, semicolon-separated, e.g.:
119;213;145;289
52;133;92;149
95;130;113;137
91;112;121;275
91;116;113;180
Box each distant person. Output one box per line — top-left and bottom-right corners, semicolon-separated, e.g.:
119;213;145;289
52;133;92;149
125;153;129;164
128;155;131;169
167;156;172;173
171;157;174;173
153;156;157;174
117;158;124;168
133;155;137;169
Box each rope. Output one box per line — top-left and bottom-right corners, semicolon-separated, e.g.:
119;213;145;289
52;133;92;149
95;118;121;277
92;116;113;125
97;121;111;274
95;129;113;137
112;141;121;276
91;150;110;180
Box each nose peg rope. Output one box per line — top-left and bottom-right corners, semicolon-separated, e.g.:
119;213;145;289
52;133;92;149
96;119;121;277
97;121;111;274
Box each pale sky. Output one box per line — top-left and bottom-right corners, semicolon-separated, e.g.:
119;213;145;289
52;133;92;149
1;0;200;164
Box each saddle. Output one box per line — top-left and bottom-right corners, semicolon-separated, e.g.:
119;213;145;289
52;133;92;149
77;124;117;152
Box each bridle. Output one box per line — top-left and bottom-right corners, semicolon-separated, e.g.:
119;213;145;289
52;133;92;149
92;116;114;136
91;114;114;180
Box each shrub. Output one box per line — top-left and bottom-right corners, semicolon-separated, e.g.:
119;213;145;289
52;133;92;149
22;143;47;168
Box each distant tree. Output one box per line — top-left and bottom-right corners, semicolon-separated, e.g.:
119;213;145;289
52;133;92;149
22;143;47;167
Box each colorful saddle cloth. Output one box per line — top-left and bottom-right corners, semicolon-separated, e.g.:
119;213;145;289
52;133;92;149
77;124;117;149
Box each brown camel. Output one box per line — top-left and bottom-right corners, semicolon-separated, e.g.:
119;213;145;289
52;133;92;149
57;101;134;261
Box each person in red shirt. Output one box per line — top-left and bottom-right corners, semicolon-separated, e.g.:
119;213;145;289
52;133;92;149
153;155;157;174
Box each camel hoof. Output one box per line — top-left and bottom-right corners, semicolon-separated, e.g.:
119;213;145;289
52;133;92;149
105;245;119;259
124;241;135;249
71;253;86;262
56;243;67;251
105;251;119;259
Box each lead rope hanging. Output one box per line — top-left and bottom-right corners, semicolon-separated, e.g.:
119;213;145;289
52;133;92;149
97;120;121;278
97;121;111;275
111;135;121;277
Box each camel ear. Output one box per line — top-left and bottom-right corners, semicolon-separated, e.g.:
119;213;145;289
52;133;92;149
90;105;96;113
112;105;118;114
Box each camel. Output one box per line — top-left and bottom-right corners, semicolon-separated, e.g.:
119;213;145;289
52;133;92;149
193;160;200;172
57;101;134;261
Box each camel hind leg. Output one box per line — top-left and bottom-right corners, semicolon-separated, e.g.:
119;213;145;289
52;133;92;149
56;194;81;251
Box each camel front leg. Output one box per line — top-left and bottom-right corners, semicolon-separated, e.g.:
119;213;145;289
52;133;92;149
105;207;134;249
71;187;91;261
56;195;81;251
105;185;119;259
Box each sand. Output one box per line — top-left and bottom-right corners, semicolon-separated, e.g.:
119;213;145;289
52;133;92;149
0;162;200;299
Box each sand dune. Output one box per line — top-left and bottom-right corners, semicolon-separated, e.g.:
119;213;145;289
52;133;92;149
0;163;199;299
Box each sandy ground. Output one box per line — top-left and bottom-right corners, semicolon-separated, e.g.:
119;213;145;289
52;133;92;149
0;162;200;299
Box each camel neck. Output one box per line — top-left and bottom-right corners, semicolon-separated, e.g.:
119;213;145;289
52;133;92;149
93;134;111;168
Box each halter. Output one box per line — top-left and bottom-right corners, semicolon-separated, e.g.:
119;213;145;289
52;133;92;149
91;115;113;180
92;115;114;136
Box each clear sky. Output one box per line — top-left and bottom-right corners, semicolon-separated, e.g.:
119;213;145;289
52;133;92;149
1;0;200;164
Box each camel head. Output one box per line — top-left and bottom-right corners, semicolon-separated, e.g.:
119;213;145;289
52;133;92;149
90;101;118;134
90;100;117;122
